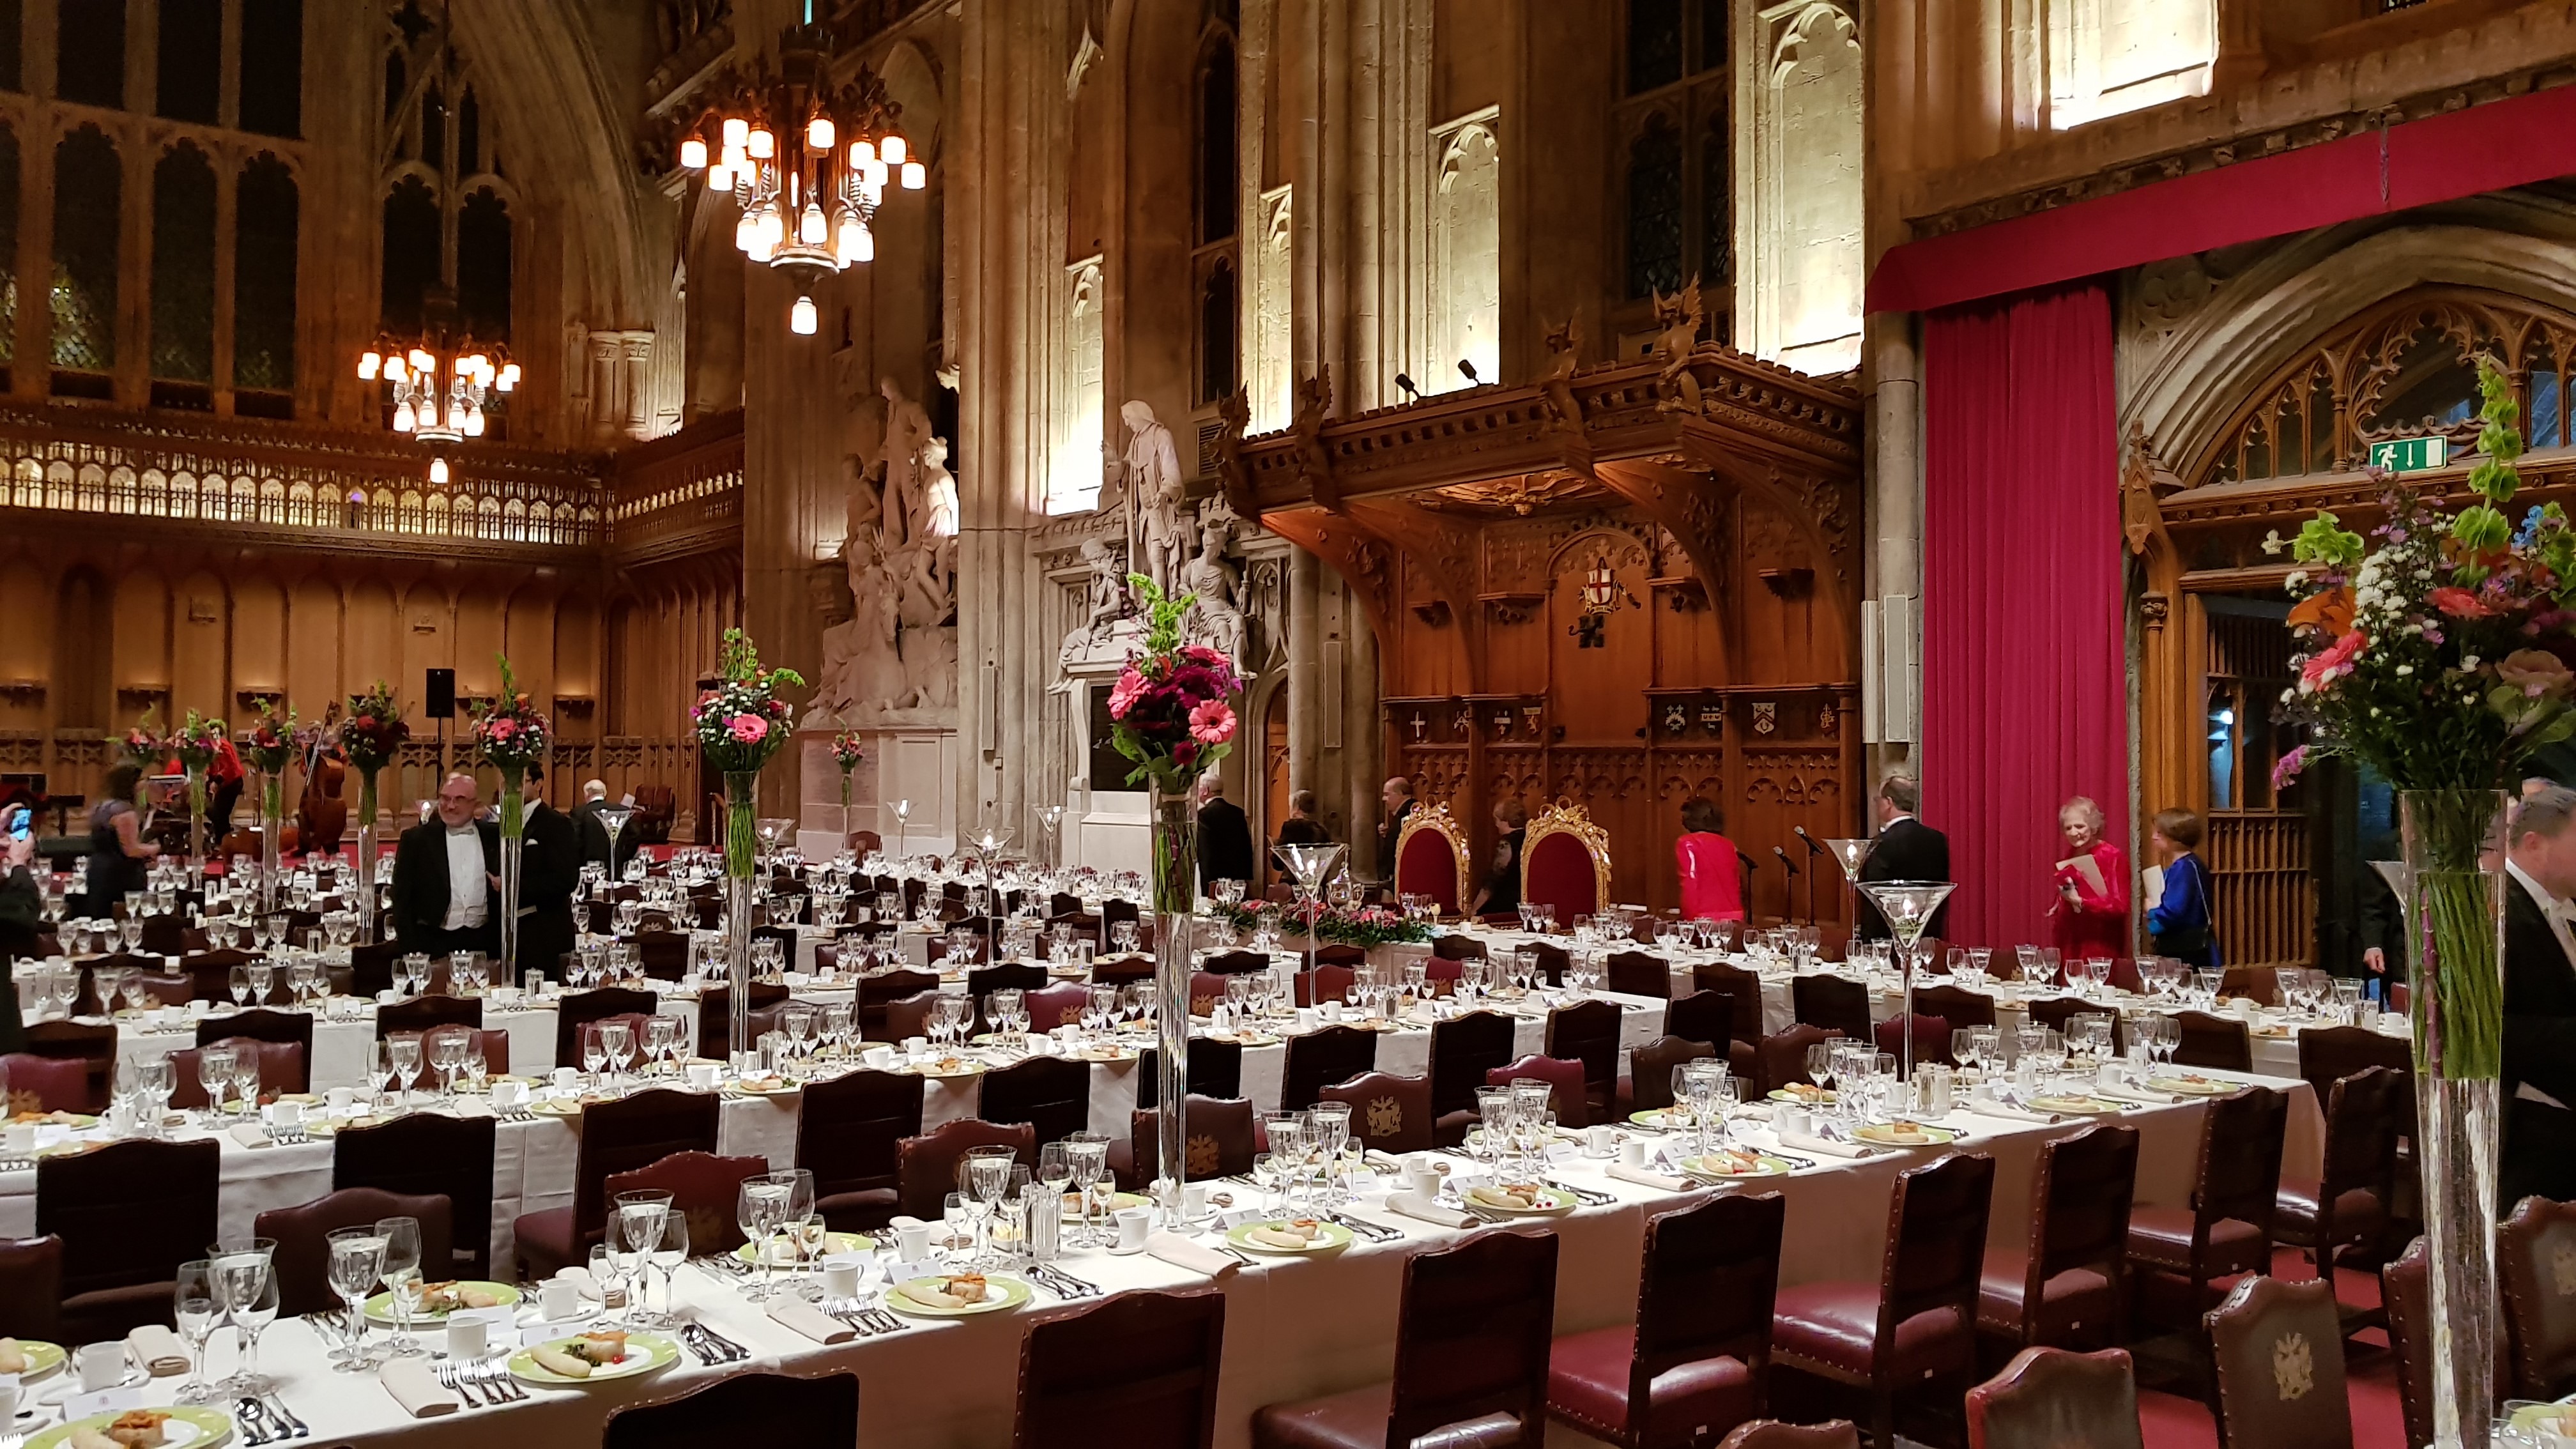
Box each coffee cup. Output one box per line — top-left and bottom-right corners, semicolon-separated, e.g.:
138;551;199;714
265;1100;304;1131
1319;1001;1343;1024
539;1277;580;1321
820;1259;861;1301
684;1062;722;1090
550;1067;579;1091
74;1343;126;1393
1112;1206;1153;1253
491;1080;529;1111
0;1372;20;1425
1296;1008;1318;1032
1584;1124;1616;1157
1618;1137;1647;1168
902;1036;928;1055
1181;1181;1211;1220
445;1315;489;1361
861;1046;896;1069
893;1218;933;1261
325;1087;357;1114
4;1123;35;1155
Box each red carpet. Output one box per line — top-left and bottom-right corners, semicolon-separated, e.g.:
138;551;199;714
2137;1248;2410;1449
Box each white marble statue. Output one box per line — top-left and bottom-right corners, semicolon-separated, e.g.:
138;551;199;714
878;376;933;553
920;435;960;544
1177;513;1249;666
1122;400;1188;594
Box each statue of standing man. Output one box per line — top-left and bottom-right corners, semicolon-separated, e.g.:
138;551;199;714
1121;400;1187;594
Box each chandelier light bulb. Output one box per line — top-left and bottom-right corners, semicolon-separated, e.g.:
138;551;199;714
862;158;887;190
790;295;818;335
748;126;774;160
901;160;926;190
446;403;466;433
720;141;746;169
408;348;433;373
800;202;827;245
882;135;907;165
498;363;519;391
705;162;733;194
762;208;787;247
806;116;834;151
721;116;749;148
463;410;485;438
848;138;875;167
733;210;759;253
429;457;450;485
392;401;415;433
835;215;863;263
358;351;380;380
679;136;708;169
850;223;874;261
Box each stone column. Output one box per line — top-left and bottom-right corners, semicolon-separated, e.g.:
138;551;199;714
1863;308;1920;783
1287;549;1321;796
619;332;656;440
586;331;624;444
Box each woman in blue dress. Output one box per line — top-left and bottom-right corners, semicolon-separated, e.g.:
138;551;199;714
2146;808;2220;970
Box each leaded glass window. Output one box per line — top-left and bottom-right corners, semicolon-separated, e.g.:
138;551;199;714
380;174;439;334
50;127;120;372
1625;118;1682;300
1628;0;1682;95
238;0;303;138
456;188;512;341
157;0;222;123
150;144;217;383
235;157;298;392
58;0;125;108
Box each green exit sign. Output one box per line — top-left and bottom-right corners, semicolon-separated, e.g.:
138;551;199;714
2368;436;2448;474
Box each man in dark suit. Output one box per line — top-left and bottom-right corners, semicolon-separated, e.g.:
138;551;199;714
571;778;637;877
391;772;499;956
1197;777;1255;894
2503;785;2576;1211
1378;777;1416;879
512;767;584;981
1855;774;1951;942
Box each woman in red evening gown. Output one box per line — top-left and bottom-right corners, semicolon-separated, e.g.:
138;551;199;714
2047;795;2130;962
1675;797;1747;922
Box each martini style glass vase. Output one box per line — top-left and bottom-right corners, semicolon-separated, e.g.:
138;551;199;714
594;803;634;882
1275;843;1347;978
967;818;1013;964
1823;838;1876;945
1853;880;1956;1078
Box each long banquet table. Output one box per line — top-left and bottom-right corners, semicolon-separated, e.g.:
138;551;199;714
56;1062;2313;1449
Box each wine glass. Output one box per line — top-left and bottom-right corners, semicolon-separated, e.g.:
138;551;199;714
172;1259;224;1404
388;1032;422;1105
211;1241;278;1393
1952;1029;1982;1077
646;1015;681;1077
324;1227;385;1369
602;1019;636;1086
373;1216;424;1356
1805;1041;1836;1097
195;1042;236;1126
226;966;249;1008
737;1176;792;1300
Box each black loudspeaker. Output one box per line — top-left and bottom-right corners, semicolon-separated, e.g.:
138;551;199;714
425;668;456;719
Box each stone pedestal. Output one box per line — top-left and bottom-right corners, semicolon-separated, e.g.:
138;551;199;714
797;724;958;858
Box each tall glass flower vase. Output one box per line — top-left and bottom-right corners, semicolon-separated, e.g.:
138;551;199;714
1148;784;1197;1221
258;774;284;914
185;767;208;876
496;771;526;981
2400;788;2508;1449
354;769;380;942
724;770;760;1062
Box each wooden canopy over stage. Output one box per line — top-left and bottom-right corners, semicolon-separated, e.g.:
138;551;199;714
1215;344;1864;917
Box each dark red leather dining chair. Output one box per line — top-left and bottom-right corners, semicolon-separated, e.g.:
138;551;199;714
1013;1289;1227;1449
2381;1238;2434;1449
2170;1011;2253;1073
1114;1096;1258;1190
1872;1015;1952;1068
1253;1228;1561;1449
256;1186;452;1316
334;1112;499;1279
376;993;483;1038
1978;1123;2139;1354
797;1068;923;1234
602;1151;770;1257
696;984;791;1059
895;1118;1036;1221
1963;1346;2143;1449
168;1038;305;1108
1319;1071;1434;1154
513;1087;720;1279
1772;1151;1997;1449
2276;1065;2405;1304
38;1137;221;1338
553;986;661;1067
1549;1192;1784;1449
1606;950;1673;999
1;1052;93;1113
1545;998;1623;1121
1280;1025;1379;1112
2501;1196;2576;1399
1137;1039;1245;1108
196;1008;314;1089
20;1020;118;1112
1756;1025;1834;1097
604;1370;859;1449
1623;1036;1716;1116
981;1055;1094;1148
1715;1423;1859;1449
1430;1010;1518;1144
1791;976;1871;1041
1487;1054;1591;1130
2125;1085;2287;1333
2204;1275;2351;1449
0;1233;63;1340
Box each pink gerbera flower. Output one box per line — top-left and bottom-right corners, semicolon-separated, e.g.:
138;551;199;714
1188;700;1237;746
728;715;769;744
1108;666;1148;719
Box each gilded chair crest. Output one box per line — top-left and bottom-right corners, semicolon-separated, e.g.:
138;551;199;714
1520;798;1613;918
1394;802;1473;914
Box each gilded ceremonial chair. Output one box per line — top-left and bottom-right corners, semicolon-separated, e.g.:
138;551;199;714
1521;800;1613;923
1394;802;1473;916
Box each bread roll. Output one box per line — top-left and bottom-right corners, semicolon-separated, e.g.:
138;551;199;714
0;1336;24;1374
531;1346;593;1378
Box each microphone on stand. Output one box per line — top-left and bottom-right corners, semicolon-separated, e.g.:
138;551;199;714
1774;845;1802;924
1791;826;1823;924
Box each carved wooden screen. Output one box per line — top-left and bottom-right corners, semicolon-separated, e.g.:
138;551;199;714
2204;608;2310;969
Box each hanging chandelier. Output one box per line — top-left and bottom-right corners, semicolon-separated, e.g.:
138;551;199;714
356;339;515;443
672;8;923;334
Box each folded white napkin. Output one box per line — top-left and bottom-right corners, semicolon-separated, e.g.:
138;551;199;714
227;1123;271;1149
1733;1102;1775;1122
1384;1192;1478;1229
1958;1101;2062;1124
1777;1131;1880;1160
1606;1163;1693;1192
126;1324;189;1376
450;1097;496;1119
556;1266;602;1303
1146;1232;1241;1278
2094;1084;2179;1106
768;1298;855;1344
379;1357;459;1417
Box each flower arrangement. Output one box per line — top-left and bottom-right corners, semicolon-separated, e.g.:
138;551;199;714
338;682;410;777
830;730;865;811
693;629;804;877
169;710;227;775
241;699;299;778
1214;900;1431;950
116;705;164;772
470;656;552;782
1107;576;1242;793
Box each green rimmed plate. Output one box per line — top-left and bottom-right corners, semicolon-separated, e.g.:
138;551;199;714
363;1280;520;1324
2508;1401;2576;1438
1685;1152;1793;1178
2147;1074;2234;1096
1766;1087;1836;1107
1061;1191;1149;1223
508;1331;682;1386
735;1230;874;1265
885;1274;1034;1316
1855;1123;1958;1147
2028;1094;2124;1116
1226;1219;1355;1255
1460;1184;1577;1216
29;1406;233;1449
1628;1108;1698;1131
4;1338;66;1380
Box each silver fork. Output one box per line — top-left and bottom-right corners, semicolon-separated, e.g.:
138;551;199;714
480;1356;526;1402
436;1359;480;1407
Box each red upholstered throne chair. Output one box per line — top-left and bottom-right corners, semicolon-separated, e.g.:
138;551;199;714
1522;800;1612;922
1394;803;1472;916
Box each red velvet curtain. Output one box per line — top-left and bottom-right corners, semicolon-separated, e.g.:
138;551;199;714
1920;280;2127;952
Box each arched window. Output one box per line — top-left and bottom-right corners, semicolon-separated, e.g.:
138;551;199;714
457;188;512;341
1628;0;1683;93
459;88;482;174
51;127;121;381
1200;259;1238;406
150;144;218;391
0;0;21;90
234;157;298;401
157;0;222;123
420;82;446;171
238;0;303;137
379;174;440;334
1624;116;1682;301
1196;36;1237;247
57;0;125;109
0;123;17;365
1698;105;1730;302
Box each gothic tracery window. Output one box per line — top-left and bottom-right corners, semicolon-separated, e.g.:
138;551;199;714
51;126;121;385
380;22;514;348
234;157;300;404
150;143;219;397
1193;23;1240;406
1616;0;1729;334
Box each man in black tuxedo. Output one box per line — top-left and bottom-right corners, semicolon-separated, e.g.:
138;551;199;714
1378;776;1416;878
512;767;584;981
1196;777;1255;895
1855;774;1951;942
391;772;498;956
2502;785;2576;1211
571;778;637;877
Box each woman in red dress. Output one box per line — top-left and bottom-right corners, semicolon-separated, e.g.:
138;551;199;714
1675;797;1746;922
2048;795;2130;962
